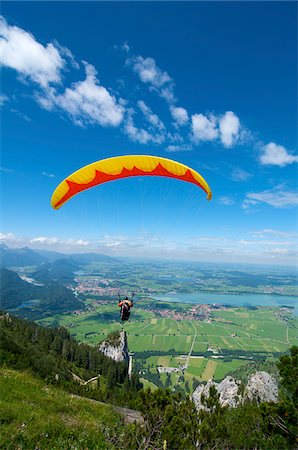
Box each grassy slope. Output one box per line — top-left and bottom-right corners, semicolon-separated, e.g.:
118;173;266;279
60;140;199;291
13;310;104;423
0;368;127;449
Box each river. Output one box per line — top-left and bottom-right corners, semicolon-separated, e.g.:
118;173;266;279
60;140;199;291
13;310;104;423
152;292;298;315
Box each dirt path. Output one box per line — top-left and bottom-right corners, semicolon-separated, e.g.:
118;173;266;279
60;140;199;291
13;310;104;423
71;394;143;424
185;320;197;368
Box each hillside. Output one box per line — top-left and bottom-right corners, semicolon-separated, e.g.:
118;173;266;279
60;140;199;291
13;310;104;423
0;368;128;449
32;258;81;284
0;313;142;409
0;268;37;308
0;313;297;448
0;313;128;385
0;267;83;316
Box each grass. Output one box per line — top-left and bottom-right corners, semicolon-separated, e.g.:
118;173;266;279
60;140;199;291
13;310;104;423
38;303;298;393
140;378;158;391
201;360;218;381
0;369;126;449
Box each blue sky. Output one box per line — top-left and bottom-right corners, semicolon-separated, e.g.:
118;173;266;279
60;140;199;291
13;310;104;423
0;2;297;265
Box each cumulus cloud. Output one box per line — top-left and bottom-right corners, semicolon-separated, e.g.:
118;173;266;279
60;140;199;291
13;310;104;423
1;231;296;264
30;236;59;245
124;109;164;144
127;54;176;104
1;17;124;129
52;40;79;69
219;111;240;147
0;233;19;244
128;55;171;88
37;63;125;127
243;185;298;209
0;233;91;250
137;100;165;131
170;106;189;126
0;16;64;87
260;142;298;167
191;113;218;142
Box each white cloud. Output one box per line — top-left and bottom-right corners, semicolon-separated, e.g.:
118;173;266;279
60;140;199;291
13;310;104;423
166;144;192;152
124;109;164;144
1;231;296;264
250;229;298;240
160;86;176;104
231;167;252;181
127;54;176;103
191;113;218;142
128;55;171;88
30;236;59;245
0;166;14;173
42;171;55;178
10;108;31;122
170;106;189;126
33;236;90;247
0;93;8;105
122;42;130;53
218;196;235;205
137;100;165;131
0;16;64;87
0;232;18;242
38;63;125;127
52;40;79;69
243;185;298;209
219;111;240;147
260;142;298;167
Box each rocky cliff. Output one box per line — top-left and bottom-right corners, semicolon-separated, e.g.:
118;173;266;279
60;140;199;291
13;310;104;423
192;371;278;411
99;331;129;364
246;371;279;403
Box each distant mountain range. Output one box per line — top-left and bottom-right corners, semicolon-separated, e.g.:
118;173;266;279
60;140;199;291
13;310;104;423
0;244;117;268
0;244;47;267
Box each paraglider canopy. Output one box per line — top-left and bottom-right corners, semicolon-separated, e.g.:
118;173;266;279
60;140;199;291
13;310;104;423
51;154;212;210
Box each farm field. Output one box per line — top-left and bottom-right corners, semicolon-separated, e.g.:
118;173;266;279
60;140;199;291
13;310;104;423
38;301;298;393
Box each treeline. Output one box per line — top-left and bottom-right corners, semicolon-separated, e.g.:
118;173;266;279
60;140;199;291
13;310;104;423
125;347;298;449
134;348;282;361
0;312;142;407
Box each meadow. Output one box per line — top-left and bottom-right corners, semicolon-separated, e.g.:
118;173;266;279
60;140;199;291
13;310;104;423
39;301;298;392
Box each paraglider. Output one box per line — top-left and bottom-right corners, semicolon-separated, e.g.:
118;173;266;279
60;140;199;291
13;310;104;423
118;295;134;321
50;155;212;210
51;155;212;321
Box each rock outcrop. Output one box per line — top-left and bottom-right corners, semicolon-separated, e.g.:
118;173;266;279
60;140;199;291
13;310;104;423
217;376;242;408
99;331;129;363
191;379;214;411
245;371;278;403
192;371;278;411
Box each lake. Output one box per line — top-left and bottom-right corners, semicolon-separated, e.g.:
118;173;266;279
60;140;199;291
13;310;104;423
152;292;298;315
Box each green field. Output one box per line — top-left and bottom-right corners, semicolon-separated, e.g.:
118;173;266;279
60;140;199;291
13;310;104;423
38;301;298;393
